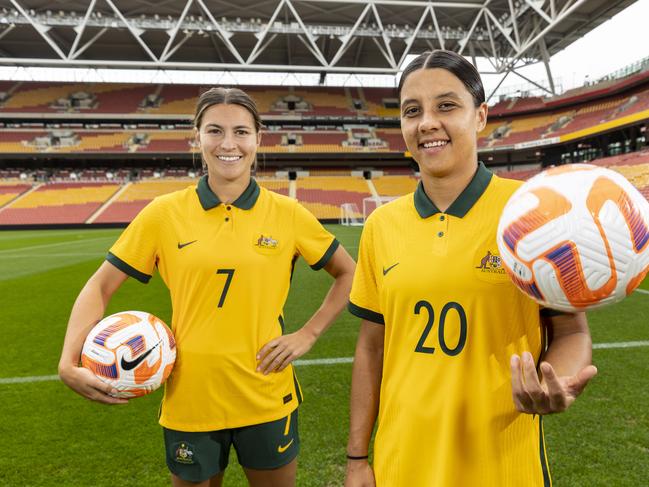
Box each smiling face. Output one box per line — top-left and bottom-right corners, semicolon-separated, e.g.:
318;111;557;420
400;68;487;179
195;103;261;185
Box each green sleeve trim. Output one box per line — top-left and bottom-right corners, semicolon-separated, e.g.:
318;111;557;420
310;238;340;270
348;302;385;325
539;307;570;317
106;252;151;284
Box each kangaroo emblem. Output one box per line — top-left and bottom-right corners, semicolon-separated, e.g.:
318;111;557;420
476;250;492;269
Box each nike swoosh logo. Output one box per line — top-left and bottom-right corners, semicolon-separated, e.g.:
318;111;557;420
177;240;197;249
120;340;162;371
277;439;294;453
382;263;399;276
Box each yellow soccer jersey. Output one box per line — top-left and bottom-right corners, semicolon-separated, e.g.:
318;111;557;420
108;177;338;431
349;163;550;487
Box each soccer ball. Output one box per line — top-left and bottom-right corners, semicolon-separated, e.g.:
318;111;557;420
81;311;176;398
497;163;649;312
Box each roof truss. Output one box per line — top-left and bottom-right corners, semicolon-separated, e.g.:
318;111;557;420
0;0;602;84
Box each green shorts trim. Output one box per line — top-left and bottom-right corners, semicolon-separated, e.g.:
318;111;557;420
164;410;300;483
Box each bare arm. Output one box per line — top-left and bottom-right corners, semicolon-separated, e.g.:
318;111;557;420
257;245;356;373
345;320;384;487
511;312;598;414
58;261;129;404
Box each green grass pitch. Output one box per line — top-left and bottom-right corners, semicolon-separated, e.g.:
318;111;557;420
0;226;648;486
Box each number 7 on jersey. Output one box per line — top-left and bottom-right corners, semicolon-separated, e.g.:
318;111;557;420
216;269;235;308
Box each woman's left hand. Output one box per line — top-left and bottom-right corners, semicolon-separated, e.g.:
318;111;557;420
257;328;318;374
510;351;598;415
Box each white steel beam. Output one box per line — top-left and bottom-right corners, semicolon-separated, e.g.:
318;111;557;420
398;5;430;67
369;3;396;69
484;10;501;71
0;56;410;73
0;24;16;42
71;28;108;60
329;3;371;66
285;0;328;66
538;36;556;95
430;6;446;50
247;0;286;64
511;68;553;95
104;0;159;62
294;0;481;6
69;0;97;60
486;70;511;103
502;0;589;73
163;32;194;62
160;0;194;62
457;7;485;55
10;0;67;60
507;0;521;46
248;34;279;64
524;0;552;24
484;8;518;52
195;0;244;64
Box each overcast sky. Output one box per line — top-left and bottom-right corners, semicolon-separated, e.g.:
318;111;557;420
480;0;649;98
0;0;646;97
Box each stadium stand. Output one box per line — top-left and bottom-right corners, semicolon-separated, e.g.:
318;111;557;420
93;180;194;223
361;87;399;115
1;61;648;226
0;83;395;118
296;176;370;219
372;176;419;196
376;129;407;152
92;177;291;223
2;78;647;158
257;179;290;197
0;182;120;224
0;183;32;208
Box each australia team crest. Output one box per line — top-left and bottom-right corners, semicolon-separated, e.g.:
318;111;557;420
474;247;509;283
253;233;281;254
475;250;505;274
174;442;195;464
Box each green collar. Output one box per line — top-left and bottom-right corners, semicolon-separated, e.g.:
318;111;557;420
413;161;493;218
196;176;260;211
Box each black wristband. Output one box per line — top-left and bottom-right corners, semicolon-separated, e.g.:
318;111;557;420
346;454;369;460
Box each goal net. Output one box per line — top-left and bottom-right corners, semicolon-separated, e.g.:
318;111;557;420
340;203;363;226
363;196;397;221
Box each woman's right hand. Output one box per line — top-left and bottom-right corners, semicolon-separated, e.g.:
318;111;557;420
344;460;376;487
58;365;128;405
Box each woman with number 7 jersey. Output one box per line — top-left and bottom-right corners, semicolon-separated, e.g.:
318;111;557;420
58;87;355;487
344;50;597;487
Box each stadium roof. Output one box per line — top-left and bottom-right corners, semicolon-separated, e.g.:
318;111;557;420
0;0;637;94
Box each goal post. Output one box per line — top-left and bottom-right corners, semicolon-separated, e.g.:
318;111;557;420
340;203;363;226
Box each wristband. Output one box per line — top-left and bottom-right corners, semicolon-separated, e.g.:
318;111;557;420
346;454;369;460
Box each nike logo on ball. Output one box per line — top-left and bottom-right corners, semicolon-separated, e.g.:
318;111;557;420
177;240;197;249
382;263;399;276
121;340;162;371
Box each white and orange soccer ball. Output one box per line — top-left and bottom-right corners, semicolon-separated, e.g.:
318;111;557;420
497;163;649;312
81;311;176;398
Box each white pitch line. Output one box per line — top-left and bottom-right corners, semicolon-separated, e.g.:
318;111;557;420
635;288;649;295
3;341;649;385
295;357;353;366
0;252;105;258
0;358;354;384
0;236;114;254
592;340;649;349
0;374;60;384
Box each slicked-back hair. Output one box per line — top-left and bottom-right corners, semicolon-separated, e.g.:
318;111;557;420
194;87;263;132
398;50;485;107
